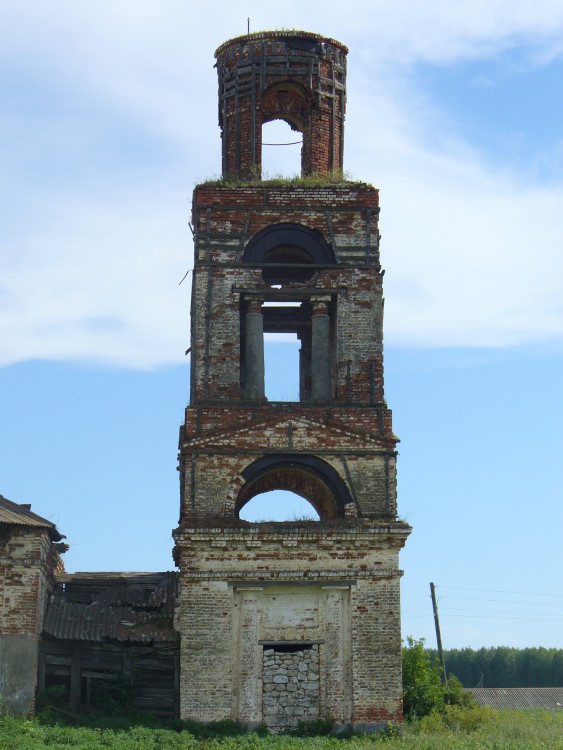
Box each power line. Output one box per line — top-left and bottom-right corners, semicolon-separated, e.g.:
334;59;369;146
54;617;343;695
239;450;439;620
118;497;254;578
439;585;563;598
403;613;563;623
442;607;563;622
401;594;431;599
263;140;303;146
439;614;563;622
441;595;563;607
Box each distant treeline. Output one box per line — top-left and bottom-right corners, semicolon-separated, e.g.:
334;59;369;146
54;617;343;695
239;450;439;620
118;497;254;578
426;647;563;688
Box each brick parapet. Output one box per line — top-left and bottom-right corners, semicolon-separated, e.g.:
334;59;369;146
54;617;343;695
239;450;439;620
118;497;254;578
193;183;378;207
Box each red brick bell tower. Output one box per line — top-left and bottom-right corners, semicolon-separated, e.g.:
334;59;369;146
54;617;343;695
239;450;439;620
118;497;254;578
173;31;410;732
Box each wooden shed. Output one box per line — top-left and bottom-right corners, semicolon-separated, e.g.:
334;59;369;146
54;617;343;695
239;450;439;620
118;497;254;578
38;572;179;718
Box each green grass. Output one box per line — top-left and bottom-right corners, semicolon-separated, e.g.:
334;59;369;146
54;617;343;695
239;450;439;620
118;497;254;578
197;171;369;188
0;710;561;750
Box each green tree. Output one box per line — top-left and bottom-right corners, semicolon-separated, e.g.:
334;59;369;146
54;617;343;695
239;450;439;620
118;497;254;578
435;646;563;687
551;650;563;686
402;636;445;720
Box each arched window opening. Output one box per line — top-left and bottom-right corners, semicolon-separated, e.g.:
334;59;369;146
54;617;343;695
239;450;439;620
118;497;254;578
262;119;302;177
264;332;300;401
235;456;350;521
239;490;320;522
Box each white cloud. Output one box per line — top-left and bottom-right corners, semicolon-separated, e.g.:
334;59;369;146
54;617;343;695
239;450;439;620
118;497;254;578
345;67;563;346
1;1;563;367
0;187;191;368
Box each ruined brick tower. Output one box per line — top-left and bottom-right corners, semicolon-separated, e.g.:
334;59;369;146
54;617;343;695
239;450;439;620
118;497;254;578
173;31;411;731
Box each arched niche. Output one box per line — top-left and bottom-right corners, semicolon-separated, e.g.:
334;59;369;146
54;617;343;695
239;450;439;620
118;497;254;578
234;455;353;521
243;223;334;267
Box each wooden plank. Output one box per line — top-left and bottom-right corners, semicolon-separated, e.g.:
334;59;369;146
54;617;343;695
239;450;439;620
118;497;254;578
44;654;72;665
70;647;81;711
81;671;118;680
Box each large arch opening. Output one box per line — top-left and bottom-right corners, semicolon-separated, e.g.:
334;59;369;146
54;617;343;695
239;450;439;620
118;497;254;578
239;490;320;522
234;455;352;522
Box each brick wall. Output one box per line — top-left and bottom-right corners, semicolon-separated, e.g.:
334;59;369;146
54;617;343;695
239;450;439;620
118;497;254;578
0;526;55;714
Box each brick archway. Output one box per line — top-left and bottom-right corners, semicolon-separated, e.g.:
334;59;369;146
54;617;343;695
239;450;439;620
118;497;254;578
260;81;313;133
233;455;352;521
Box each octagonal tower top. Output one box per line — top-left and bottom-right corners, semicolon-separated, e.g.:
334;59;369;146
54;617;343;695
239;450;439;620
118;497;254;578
214;31;348;179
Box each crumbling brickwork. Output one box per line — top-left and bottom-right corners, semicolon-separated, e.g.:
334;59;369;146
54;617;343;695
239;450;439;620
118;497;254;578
0;528;54;635
0;514;59;715
215;32;347;179
173;30;410;732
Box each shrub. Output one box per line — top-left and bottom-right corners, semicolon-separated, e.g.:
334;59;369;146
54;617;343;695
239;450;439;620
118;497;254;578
90;676;135;716
402;636;445;720
35;684;69;712
419;703;495;733
286;715;336;736
444;675;475;708
402;637;477;721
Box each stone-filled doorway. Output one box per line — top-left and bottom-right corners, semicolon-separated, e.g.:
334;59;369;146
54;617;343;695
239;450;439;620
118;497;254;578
262;643;320;729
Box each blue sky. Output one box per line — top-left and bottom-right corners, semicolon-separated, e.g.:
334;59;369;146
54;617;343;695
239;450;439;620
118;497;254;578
1;1;562;650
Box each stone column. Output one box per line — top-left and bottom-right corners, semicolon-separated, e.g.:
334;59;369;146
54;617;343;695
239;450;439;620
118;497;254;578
244;297;265;401
311;299;331;403
299;329;312;402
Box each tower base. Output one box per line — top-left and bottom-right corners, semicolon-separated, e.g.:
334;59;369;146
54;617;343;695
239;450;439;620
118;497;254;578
173;522;410;729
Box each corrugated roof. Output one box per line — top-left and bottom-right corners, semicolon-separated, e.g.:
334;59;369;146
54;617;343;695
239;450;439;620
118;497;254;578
43;571;179;644
0;494;64;541
468;688;563;710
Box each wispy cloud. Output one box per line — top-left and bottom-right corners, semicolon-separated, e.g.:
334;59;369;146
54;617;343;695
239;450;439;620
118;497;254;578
1;1;562;367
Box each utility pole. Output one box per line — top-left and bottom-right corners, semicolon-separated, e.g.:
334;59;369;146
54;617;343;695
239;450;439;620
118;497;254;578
430;581;447;684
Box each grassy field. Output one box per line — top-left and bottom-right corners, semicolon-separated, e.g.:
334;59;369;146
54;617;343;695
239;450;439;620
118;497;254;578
0;710;561;750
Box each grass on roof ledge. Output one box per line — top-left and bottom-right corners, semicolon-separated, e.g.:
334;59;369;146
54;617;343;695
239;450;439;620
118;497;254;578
215;30;347;54
198;171;373;188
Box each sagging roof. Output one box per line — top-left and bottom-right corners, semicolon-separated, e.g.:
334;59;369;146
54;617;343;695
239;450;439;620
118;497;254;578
468;687;563;710
0;494;64;541
43;571;178;644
